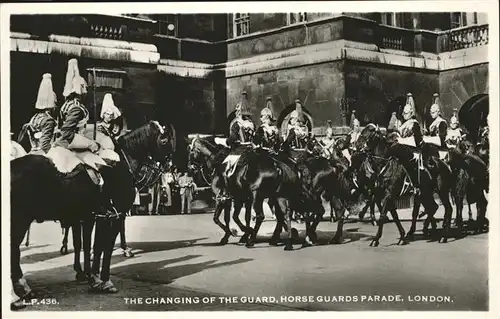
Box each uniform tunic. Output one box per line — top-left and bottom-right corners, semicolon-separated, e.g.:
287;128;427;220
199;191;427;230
53;98;89;148
254;124;280;151
226;118;255;150
284;124;309;149
28;111;57;153
427;116;448;147
398;118;423;146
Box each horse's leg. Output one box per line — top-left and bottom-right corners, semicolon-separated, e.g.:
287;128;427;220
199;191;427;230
212;199;230;245
475;191;488;234
405;195;421;240
98;218;120;293
90;217;105;288
279;199;294;251
369;199;377;226
243;198;254;243
119;216;134;257
370;195;391;247
71;222;86;282
24;225;31;247
82;218;95;280
421;192;439;238
439;189;454;243
231;199;247;244
60;225;70;255
222;200;232;242
467;202;474;222
388;201;408;245
270;198;286;245
246;193;265;248
308;199;325;244
11;217;33;308
330;198;345;244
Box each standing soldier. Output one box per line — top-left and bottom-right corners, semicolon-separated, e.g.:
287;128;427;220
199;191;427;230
26;73;58;154
284;99;310;150
178;170;197;214
445;109;463;148
425;93;447;147
97;93;122;138
254;97;281;152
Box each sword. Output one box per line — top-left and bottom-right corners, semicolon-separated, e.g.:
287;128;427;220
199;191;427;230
92;67;97;141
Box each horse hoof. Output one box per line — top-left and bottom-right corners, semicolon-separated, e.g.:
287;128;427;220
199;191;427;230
404;234;414;241
218;237;229;245
122;249;134;258
60;246;68;255
25;241;30;247
269;239;280;246
284;244;294;251
439;237;448;244
301;241;312;249
238;236;248;244
369;240;379;247
100;281;119;294
245;241;255;248
76;272;87;282
11;299;27;311
290;228;299;240
329;238;341;245
398;239;409;246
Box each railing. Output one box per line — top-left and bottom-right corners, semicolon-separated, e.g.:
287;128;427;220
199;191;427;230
10;14;157;43
378;25;415;51
449;24;488;50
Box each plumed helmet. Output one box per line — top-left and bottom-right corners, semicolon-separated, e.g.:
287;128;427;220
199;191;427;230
294;99;306;123
100;93;122;120
325;120;334;135
63;58;87;98
349;110;359;128
236;91;252;116
260;96;275;120
402;93;415;118
35;73;57;110
388;111;400;131
450;108;459;125
430;93;441;114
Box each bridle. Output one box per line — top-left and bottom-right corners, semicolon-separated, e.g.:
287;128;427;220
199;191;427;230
120;148;170;193
188;137;217;186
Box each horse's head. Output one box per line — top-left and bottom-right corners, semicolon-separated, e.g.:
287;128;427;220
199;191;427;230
118;120;174;165
305;136;323;156
335;134;351;151
356;124;385;154
187;136;217;172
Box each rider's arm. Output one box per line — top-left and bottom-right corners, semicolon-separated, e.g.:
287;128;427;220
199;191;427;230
55;105;85;148
39;116;56;153
438;121;447;145
227;122;240;148
253;126;264;146
412;121;424;146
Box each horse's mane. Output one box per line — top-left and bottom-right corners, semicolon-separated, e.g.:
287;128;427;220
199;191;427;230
117;122;160;158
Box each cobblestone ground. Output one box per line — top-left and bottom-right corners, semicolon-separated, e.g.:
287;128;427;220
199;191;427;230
12;206;488;312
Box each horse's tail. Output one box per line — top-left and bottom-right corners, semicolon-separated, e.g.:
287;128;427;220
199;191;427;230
17;123;30;144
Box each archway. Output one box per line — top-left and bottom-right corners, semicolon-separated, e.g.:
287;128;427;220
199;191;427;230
458;93;489;139
277;104;314;137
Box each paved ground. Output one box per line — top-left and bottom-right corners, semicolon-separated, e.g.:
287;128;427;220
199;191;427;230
13;205;488;312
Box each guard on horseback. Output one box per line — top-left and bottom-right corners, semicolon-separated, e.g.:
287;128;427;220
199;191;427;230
348;111;361;152
49;58;119;217
97;93;122;138
254;97;280;152
397;93;424;147
220;91;255;199
283;99;310;150
320;120;336;158
25;73;58;154
424;93;447;148
445;109;462;149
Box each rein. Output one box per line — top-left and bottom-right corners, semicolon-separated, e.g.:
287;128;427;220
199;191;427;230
119;148;168;192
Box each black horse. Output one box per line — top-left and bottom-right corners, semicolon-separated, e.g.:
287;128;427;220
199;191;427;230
10;121;173;309
352;126;454;246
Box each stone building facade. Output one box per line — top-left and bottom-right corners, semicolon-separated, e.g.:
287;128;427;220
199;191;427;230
10;12;489;138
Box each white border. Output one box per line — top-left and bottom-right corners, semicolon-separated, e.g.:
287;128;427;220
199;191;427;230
1;2;499;319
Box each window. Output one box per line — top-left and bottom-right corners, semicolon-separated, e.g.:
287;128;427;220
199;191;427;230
451;12;468;28
233;13;250;37
154;14;178;37
287;12;307;25
381;12;403;27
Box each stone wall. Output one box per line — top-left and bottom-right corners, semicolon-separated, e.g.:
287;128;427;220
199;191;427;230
226;61;345;134
345;61;439;126
438;63;489;118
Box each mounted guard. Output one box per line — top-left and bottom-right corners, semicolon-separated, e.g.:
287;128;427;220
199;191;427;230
254;96;281;152
222;91;255;187
47;58;120;217
320;120;335;158
348;110;361;152
24;73;58;155
283;99;310;150
445;109;463;149
97;93;122;138
397;93;423;147
424;93;447;147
